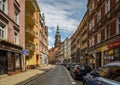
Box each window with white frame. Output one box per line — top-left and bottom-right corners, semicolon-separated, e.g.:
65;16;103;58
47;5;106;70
40;30;42;41
14;31;19;45
105;25;110;39
14;8;19;24
0;24;7;39
16;0;19;3
92;19;94;28
89;39;92;47
116;0;119;3
105;0;110;14
117;17;120;34
89;22;92;31
0;0;7;14
91;0;94;11
92;37;94;46
97;32;101;43
97;10;101;22
89;6;91;15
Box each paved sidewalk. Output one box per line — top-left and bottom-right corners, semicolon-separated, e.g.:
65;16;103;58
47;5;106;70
0;65;55;85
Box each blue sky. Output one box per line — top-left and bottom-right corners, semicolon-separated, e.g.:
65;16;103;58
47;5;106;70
37;0;88;48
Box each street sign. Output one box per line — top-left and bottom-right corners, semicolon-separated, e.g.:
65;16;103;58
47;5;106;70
22;50;29;55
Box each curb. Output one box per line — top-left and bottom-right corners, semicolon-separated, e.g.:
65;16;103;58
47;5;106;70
20;67;54;85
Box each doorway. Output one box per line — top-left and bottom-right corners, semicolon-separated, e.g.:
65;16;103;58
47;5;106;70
0;50;8;75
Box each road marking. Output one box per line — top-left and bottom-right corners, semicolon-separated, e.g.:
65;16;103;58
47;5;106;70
64;67;77;84
72;81;76;84
70;78;74;81
69;76;72;79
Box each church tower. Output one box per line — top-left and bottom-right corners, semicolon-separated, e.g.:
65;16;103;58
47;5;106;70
54;25;61;48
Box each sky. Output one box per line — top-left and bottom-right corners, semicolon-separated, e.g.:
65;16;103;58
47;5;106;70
37;0;88;49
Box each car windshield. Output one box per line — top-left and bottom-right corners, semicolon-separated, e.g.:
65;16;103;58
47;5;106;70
108;66;120;82
94;66;110;77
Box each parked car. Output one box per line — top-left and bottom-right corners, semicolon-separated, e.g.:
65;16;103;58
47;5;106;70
65;63;71;70
70;64;92;79
69;63;80;71
83;61;120;85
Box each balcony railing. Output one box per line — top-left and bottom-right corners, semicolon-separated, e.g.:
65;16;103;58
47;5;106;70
25;43;35;51
25;25;35;37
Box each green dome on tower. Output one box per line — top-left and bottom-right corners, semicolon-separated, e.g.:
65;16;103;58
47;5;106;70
56;25;60;35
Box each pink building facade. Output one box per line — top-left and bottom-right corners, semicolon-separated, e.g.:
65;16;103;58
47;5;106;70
0;0;25;75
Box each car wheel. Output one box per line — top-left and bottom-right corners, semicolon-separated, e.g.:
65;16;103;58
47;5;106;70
83;81;87;85
73;74;76;80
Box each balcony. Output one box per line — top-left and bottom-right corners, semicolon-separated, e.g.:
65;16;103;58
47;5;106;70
25;10;35;26
25;41;35;51
25;25;35;39
25;0;35;12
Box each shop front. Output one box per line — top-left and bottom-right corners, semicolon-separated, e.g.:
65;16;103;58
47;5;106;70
104;40;120;64
0;40;23;75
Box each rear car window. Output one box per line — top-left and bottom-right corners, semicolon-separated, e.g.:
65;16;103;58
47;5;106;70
108;66;120;82
80;66;85;70
95;67;109;78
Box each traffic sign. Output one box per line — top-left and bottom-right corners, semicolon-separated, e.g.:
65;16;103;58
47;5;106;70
22;50;29;55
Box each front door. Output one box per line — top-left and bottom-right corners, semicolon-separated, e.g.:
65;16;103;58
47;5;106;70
0;50;8;75
96;52;101;68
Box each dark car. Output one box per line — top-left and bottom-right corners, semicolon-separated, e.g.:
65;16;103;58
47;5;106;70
70;64;92;79
65;63;71;70
83;61;120;85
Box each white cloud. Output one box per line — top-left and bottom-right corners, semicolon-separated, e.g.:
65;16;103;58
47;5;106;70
37;0;87;48
48;45;53;49
48;36;55;46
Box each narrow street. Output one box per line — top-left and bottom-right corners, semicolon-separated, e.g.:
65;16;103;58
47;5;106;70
24;65;83;85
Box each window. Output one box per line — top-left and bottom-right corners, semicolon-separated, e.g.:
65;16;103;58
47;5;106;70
92;19;94;28
40;30;42;41
15;54;20;68
14;31;19;45
36;43;38;50
89;7;91;15
14;8;19;24
116;17;120;34
116;0;119;3
0;0;7;14
114;48;120;61
97;10;101;22
16;0;19;3
105;0;110;14
89;39;93;47
97;32;101;43
89;22;92;31
92;37;94;46
0;24;7;39
92;0;94;11
105;25;110;39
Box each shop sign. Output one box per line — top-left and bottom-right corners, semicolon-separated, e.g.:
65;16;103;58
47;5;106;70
108;50;113;55
0;44;21;53
108;41;120;48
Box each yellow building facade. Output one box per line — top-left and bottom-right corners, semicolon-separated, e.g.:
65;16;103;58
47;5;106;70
25;0;40;69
